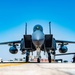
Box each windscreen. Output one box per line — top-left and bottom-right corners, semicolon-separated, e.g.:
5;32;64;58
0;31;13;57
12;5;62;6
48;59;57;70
33;24;43;32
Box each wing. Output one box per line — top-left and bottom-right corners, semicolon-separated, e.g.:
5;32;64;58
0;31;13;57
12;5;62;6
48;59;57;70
55;52;75;56
0;40;21;45
56;40;75;44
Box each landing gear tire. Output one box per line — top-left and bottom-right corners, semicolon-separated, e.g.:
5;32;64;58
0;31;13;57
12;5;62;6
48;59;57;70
48;52;51;63
48;55;51;63
26;56;29;63
37;58;40;63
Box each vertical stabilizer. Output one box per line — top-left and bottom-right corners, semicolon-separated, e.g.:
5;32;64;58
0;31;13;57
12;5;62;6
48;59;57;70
49;22;51;34
25;23;27;35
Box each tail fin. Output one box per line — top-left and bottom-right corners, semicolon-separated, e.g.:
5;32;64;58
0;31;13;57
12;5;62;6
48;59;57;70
25;23;27;35
49;22;51;34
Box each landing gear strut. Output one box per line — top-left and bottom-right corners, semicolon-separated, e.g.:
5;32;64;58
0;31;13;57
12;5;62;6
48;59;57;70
37;48;41;63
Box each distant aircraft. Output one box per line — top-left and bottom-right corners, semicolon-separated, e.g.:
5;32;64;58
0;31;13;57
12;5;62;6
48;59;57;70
55;52;75;63
72;54;75;63
0;22;75;63
55;52;75;56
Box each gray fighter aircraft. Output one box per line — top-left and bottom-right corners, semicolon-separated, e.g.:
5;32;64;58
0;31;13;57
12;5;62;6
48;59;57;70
0;22;75;63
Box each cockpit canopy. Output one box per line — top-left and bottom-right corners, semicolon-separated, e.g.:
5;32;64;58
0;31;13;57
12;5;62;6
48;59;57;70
33;24;43;32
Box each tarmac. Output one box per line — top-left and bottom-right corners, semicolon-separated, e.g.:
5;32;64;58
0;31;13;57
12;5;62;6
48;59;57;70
0;63;75;75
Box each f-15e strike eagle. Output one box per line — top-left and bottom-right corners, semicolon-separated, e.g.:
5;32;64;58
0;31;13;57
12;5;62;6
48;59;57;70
0;22;75;63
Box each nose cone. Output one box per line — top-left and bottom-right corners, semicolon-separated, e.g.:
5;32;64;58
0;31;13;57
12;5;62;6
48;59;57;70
32;30;45;48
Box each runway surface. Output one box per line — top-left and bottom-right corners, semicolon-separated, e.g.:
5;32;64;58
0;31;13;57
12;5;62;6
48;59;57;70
0;63;75;75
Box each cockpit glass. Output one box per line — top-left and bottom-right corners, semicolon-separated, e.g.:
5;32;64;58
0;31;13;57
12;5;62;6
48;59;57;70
33;25;43;32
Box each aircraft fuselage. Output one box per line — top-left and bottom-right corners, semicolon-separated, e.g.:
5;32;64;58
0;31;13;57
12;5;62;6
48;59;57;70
32;25;45;49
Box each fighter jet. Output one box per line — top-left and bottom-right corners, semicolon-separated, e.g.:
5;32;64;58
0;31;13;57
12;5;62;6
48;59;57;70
0;22;75;63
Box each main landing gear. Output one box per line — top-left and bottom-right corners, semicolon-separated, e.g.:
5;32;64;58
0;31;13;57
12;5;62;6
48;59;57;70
48;52;51;63
37;57;40;63
26;50;30;63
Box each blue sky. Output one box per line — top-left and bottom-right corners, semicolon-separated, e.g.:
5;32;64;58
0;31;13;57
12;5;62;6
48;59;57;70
0;0;75;62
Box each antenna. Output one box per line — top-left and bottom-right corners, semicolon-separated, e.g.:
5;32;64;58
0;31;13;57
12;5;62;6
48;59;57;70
25;23;27;35
49;22;51;34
